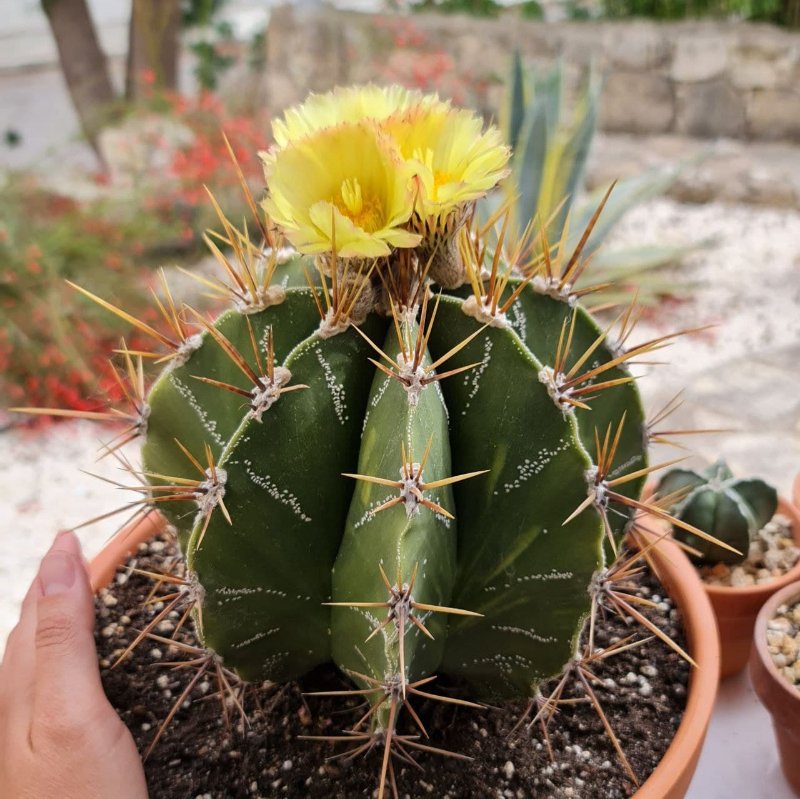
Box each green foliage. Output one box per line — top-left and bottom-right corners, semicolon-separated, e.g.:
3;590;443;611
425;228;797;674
602;0;799;26
182;0;235;90
411;0;505;15
656;460;778;565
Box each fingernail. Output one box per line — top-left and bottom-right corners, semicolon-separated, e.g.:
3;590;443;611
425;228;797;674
39;551;77;596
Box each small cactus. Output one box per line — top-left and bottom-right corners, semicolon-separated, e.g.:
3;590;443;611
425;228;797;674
17;85;721;796
656;460;778;565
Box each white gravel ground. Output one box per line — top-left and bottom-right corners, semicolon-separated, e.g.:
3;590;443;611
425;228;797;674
1;197;799;655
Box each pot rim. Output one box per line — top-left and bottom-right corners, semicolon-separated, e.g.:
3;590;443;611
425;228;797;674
89;511;719;799
704;495;800;599
751;578;800;708
633;529;720;799
88;509;169;593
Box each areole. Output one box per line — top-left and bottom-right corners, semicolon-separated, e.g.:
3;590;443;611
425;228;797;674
89;510;720;799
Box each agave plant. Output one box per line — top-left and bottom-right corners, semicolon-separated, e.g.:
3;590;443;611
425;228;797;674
497;54;702;307
16;85;726;797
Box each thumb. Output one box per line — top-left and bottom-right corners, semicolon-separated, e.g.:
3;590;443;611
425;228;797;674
32;531;105;718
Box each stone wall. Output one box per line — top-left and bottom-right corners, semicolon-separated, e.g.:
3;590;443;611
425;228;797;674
264;6;800;142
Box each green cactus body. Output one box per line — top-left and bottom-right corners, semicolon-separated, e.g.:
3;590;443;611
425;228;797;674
133;272;649;708
507;281;647;540
141;287;322;538
183;314;386;681
331;321;457;723
656;460;778;565
427;295;604;696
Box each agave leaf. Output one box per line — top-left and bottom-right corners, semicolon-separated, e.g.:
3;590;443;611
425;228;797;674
570;152;708;258
588;241;708;279
537;69;600;243
539;58;563;140
512;92;549;234
502;50;527;154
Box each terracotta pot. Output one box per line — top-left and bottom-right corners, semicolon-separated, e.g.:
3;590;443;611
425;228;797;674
793;472;800;512
88;514;718;799
88;510;169;592
750;579;800;796
705;496;800;679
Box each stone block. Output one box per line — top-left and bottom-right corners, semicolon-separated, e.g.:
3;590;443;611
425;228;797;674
603;21;670;71
747;90;800;141
599;71;674;134
672;33;730;83
675;79;746;138
730;53;780;90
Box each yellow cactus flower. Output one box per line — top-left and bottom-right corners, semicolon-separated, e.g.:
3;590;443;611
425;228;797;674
262;122;421;259
386;105;511;223
272;84;448;149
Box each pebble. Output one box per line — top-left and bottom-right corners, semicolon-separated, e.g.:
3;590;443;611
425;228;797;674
702;516;799;587
503;761;515;779
768;617;792;632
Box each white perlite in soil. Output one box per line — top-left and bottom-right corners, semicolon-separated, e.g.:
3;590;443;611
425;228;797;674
767;600;800;686
700;516;799;587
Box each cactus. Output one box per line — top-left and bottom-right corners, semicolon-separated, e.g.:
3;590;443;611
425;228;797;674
656;460;778;565
15;85;725;796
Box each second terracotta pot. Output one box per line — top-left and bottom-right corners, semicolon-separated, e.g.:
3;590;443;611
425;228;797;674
707;496;800;679
750;579;800;795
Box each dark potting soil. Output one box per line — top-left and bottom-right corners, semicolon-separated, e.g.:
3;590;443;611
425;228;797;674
96;536;690;799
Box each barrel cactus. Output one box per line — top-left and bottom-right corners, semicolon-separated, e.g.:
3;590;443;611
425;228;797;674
655;460;778;565
17;85;726;796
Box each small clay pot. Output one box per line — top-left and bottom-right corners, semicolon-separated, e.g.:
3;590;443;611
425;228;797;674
705;496;800;679
89;513;719;799
750;579;800;796
793;472;800;512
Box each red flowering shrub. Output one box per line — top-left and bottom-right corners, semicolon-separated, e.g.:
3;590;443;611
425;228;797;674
0;90;269;417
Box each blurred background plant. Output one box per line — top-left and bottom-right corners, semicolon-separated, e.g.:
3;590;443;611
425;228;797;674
491;54;705;307
0;85;267;414
397;0;799;24
602;0;799;26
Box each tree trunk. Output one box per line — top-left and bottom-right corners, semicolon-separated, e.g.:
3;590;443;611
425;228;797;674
41;0;117;157
125;0;182;100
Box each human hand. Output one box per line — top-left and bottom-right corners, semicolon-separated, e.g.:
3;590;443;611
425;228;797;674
0;530;148;799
